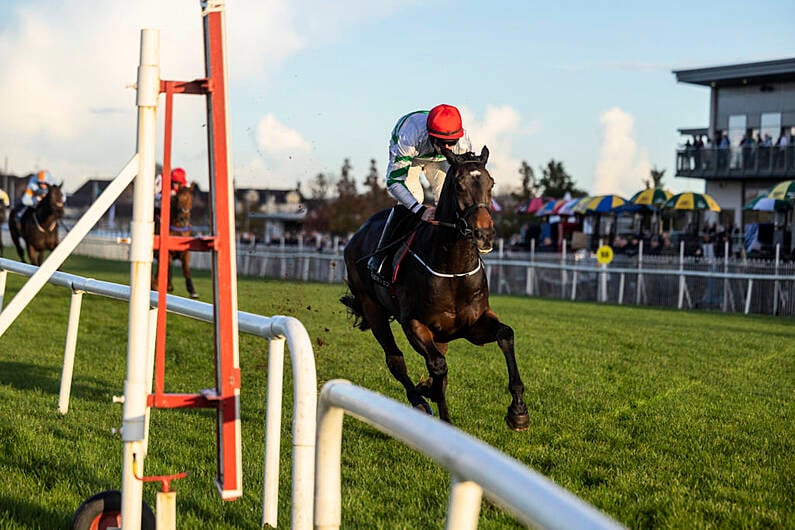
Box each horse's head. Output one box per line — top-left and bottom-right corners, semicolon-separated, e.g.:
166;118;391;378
172;185;193;227
437;145;496;254
41;184;65;219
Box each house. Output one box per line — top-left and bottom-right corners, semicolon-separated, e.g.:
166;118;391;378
238;188;306;244
673;58;795;239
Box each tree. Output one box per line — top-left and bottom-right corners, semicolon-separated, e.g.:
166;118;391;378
539;159;586;198
363;158;392;211
328;158;365;235
310;172;330;200
643;166;666;189
510;160;540;203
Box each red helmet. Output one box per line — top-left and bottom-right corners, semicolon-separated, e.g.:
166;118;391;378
170;167;187;186
426;104;464;140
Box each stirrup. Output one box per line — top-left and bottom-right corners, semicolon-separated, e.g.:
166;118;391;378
367;256;391;287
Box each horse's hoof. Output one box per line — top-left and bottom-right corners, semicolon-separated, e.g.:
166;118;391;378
505;412;530;432
414;402;433;415
190;292;199;299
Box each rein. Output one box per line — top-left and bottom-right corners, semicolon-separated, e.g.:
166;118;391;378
428;202;490;239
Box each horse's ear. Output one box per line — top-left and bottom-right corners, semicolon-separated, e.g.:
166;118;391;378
442;146;460;166
59;180;64;187
480;146;489;165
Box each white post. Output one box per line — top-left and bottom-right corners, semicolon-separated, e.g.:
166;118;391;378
636;240;644;305
677;240;685;309
745;279;753;314
722;240;729;312
773;244;780;315
58;290;84;415
314;392;346;530
121;28;159;530
445;475;483;530
262;338;285;528
0;269;6;310
560;240;566;299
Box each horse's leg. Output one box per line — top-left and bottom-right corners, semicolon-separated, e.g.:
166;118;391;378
402;319;451;423
10;221;25;262
468;310;530;431
181;251;198;299
167;251;174;292
361;298;432;414
27;244;38;266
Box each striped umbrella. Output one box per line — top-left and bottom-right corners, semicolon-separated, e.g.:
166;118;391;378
629;188;672;208
535;199;566;217
515;196;545;214
662;192;721;212
573;194;626;214
766;180;795;200
743;196;792;212
557;197;587;216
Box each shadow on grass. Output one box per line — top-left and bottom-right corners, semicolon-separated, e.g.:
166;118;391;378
0;359;119;404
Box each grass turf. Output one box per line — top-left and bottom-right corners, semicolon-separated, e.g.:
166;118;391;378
0;255;792;528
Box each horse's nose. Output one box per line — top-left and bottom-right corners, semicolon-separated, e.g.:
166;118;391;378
474;226;496;242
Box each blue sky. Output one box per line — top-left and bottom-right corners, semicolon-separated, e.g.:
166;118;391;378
0;0;792;199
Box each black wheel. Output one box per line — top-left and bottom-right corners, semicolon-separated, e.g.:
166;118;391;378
72;489;155;530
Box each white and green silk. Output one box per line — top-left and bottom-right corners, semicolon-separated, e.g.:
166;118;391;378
385;110;472;213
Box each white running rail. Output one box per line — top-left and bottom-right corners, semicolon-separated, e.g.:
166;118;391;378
315;380;625;530
0;257;317;529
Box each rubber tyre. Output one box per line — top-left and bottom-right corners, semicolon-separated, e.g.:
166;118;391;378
71;490;155;530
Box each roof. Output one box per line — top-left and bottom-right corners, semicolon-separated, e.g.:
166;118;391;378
677;127;709;136
673;57;795;87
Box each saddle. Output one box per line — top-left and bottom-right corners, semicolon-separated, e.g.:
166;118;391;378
369;207;419;287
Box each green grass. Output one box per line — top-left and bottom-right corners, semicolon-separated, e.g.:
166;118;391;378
0;255;793;529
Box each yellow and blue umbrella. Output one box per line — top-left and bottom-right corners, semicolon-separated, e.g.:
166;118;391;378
662;192;721;212
573;194;626;214
743;196;791;212
629;188;672;208
767;180;795;200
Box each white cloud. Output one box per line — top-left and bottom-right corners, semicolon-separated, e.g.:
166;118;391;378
461;105;537;194
256;114;311;154
593;107;650;197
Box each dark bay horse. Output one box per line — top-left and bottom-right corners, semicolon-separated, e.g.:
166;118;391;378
341;146;529;431
153;185;199;299
8;184;65;265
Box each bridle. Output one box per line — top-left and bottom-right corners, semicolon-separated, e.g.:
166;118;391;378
428;159;492;239
428;202;490;239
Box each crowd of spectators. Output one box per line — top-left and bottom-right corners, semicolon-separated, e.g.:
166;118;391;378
680;127;794;172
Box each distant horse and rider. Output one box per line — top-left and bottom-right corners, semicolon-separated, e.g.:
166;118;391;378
8;172;65;266
152;168;199;299
341;145;530;431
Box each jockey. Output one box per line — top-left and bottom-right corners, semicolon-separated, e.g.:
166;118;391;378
368;104;473;281
154;167;188;215
17;170;55;221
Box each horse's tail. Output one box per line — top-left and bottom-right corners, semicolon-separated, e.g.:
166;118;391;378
340;292;370;331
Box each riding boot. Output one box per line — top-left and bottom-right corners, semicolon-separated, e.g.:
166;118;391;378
368;207;396;285
15;206;27;223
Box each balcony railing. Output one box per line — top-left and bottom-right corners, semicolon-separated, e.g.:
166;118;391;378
676;145;795;179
